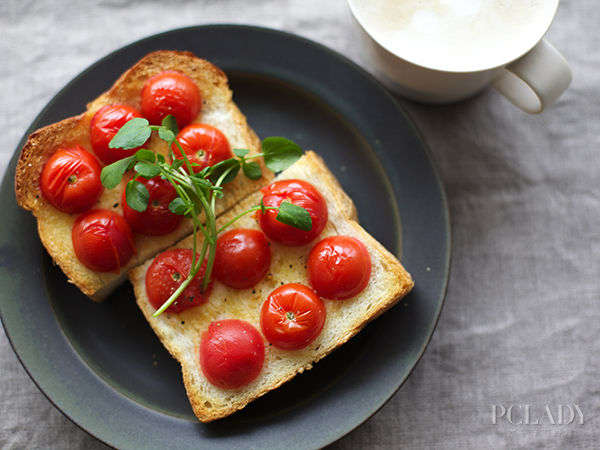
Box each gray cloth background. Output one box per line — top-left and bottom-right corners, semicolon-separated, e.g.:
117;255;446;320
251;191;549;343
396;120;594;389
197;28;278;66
1;1;598;448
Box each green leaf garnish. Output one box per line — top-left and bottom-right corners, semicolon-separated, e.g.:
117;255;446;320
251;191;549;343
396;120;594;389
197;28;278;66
158;127;175;143
168;198;187;215
208;159;241;184
100;155;136;189
101;118;310;318
262;137;303;172
189;176;221;191
135;149;156;162
125;179;149;212
134;161;161;179
276;201;312;231
242;161;262;180
233;148;249;158
161;115;179;136
109;118;151;149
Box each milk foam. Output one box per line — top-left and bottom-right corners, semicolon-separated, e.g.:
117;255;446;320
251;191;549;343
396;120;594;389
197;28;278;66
350;0;558;71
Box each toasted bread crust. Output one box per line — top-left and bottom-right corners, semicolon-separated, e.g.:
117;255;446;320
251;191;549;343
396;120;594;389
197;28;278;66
130;152;414;422
15;51;269;300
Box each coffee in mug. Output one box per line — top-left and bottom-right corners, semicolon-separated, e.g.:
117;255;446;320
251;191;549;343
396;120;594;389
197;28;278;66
348;0;571;113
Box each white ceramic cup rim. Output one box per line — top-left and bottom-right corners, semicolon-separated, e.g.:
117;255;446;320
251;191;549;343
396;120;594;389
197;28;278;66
347;0;561;74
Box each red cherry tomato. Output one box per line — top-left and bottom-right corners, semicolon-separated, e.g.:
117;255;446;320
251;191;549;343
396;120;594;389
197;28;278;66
72;209;135;272
145;249;212;314
90;104;147;164
258;179;328;246
213;228;271;289
40;145;103;214
260;283;326;350
122;176;182;236
308;236;372;300
200;319;265;389
171;124;232;173
141;70;201;128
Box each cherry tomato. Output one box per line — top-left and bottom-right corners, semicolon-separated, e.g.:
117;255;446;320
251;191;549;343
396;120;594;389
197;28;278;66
122;176;182;236
90;104;147;164
141;70;201;128
258;179;328;246
308;236;371;300
200;319;265;389
145;249;212;314
260;283;326;350
40;145;103;214
72;209;135;272
171;124;232;173
213;229;271;289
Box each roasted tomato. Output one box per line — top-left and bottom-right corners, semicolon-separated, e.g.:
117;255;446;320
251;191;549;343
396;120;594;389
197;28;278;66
200;319;265;389
308;236;371;300
145;248;211;314
90;104;147;164
141;70;201;128
171;124;232;173
72;209;135;272
260;283;326;350
258;179;328;246
213;228;271;289
122;176;182;236
40;145;103;214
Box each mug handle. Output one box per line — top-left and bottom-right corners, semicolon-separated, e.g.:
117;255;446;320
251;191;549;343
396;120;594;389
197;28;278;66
492;39;572;114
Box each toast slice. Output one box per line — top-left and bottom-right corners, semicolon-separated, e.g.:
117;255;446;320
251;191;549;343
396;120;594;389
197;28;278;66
129;151;414;422
15;51;271;300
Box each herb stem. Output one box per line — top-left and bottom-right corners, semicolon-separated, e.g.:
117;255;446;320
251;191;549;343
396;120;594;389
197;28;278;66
197;190;217;291
152;219;209;318
174;139;196;177
152;273;194;316
160;168;210;241
210;166;234;212
243;152;264;161
216;205;277;234
106;118;308;317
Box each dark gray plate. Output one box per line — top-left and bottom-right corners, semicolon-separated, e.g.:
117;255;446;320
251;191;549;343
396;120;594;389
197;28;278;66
0;25;450;449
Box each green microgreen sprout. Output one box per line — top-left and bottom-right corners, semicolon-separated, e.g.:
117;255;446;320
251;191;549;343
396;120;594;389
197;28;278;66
101;115;310;317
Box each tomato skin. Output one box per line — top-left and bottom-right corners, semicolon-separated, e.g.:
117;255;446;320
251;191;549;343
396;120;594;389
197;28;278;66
258;180;328;246
213;229;271;289
308;236;371;300
40;145;103;214
145;249;211;314
260;283;326;350
90;104;146;164
141;70;201;128
172;124;232;173
72;209;135;272
200;319;265;389
122;176;183;236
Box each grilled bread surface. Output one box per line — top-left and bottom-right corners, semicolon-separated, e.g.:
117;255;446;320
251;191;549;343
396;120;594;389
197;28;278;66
15;51;270;300
129;152;414;422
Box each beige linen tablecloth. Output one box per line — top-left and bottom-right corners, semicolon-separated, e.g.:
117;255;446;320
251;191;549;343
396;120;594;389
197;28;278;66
1;1;598;448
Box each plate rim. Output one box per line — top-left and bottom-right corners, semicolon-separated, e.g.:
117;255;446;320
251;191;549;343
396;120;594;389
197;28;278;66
0;24;451;448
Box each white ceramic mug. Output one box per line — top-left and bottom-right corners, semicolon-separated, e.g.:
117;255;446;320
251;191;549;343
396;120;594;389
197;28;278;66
347;0;572;113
